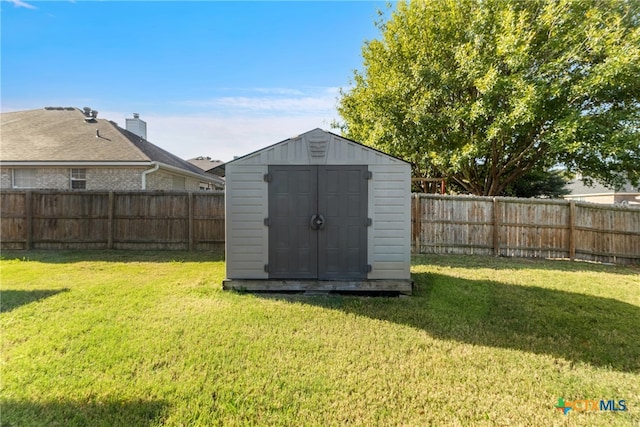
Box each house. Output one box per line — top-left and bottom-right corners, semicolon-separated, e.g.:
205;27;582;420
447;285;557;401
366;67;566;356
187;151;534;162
221;128;413;294
0;107;224;191
564;175;640;206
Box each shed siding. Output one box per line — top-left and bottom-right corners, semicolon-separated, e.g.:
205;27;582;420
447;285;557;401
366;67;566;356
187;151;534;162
226;129;411;283
368;164;411;279
225;164;268;279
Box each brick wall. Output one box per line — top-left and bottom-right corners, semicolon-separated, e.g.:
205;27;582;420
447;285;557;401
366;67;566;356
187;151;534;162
1;168;69;190
0;167;145;190
87;168;143;190
1;166;213;191
146;169;204;191
0;168;12;189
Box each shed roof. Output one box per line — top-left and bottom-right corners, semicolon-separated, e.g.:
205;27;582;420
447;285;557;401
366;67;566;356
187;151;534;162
213;128;408;176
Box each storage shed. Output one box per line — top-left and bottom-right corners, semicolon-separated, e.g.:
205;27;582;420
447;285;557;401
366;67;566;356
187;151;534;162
222;128;412;294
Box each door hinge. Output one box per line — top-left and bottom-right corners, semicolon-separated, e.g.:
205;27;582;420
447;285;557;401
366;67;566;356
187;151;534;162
366;171;373;180
263;173;272;182
264;264;270;273
366;218;372;226
264;218;270;226
366;264;373;273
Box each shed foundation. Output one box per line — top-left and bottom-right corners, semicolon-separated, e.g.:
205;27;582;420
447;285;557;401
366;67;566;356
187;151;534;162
222;279;413;295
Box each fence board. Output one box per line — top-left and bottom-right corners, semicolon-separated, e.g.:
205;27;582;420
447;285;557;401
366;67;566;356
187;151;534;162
497;198;570;259
192;192;226;250
0;192;27;249
412;194;639;264
0;190;225;251
415;196;494;256
1;191;637;264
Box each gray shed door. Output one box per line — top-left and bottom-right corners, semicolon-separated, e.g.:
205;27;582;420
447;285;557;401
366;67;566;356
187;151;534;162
268;165;368;280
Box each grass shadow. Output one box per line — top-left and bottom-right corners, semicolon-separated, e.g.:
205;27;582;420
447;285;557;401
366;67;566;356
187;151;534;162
288;272;640;373
0;289;69;313
0;398;167;427
0;250;225;264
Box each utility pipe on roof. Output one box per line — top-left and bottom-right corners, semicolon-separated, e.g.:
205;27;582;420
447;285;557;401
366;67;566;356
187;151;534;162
141;161;160;190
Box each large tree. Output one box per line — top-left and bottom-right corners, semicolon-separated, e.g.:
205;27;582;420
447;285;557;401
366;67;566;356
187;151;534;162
336;0;640;196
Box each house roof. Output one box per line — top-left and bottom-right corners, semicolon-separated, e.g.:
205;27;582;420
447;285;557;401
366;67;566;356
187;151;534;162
566;177;638;196
0;107;212;180
187;156;225;173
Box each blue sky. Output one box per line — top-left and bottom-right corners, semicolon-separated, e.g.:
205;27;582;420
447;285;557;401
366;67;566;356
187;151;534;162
1;1;389;161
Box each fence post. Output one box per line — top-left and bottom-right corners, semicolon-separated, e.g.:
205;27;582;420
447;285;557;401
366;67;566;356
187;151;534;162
412;194;421;253
568;201;576;260
107;191;114;249
411;194;415;252
492;197;500;256
25;191;33;250
188;192;194;251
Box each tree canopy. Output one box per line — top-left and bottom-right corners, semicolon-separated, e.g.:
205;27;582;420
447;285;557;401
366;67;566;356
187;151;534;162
336;0;640;196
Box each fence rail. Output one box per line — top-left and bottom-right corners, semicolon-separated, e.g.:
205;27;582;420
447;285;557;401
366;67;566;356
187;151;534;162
412;194;640;265
2;191;638;264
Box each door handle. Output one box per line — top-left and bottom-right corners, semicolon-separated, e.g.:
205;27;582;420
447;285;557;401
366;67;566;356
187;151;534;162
310;214;326;230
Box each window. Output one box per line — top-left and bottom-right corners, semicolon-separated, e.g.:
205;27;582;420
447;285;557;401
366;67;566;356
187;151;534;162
70;168;86;189
12;169;37;188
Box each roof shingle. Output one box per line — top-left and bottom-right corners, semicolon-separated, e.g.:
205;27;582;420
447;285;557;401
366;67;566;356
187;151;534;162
0;108;209;177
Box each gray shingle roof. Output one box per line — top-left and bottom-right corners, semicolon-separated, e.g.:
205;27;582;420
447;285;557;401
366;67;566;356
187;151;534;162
0;107;209;178
1;108;148;162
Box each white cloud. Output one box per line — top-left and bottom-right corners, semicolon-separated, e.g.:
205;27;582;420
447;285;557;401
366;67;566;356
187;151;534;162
251;88;306;96
210;95;336;114
127;87;344;162
7;0;37;9
176;87;340;116
146;114;341;162
103;110;341;163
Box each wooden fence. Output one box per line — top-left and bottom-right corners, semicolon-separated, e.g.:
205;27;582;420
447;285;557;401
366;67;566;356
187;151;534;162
0;191;225;251
412;194;640;265
1;191;638;264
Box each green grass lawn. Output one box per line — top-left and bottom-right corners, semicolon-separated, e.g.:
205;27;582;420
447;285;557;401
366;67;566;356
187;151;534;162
1;251;638;426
